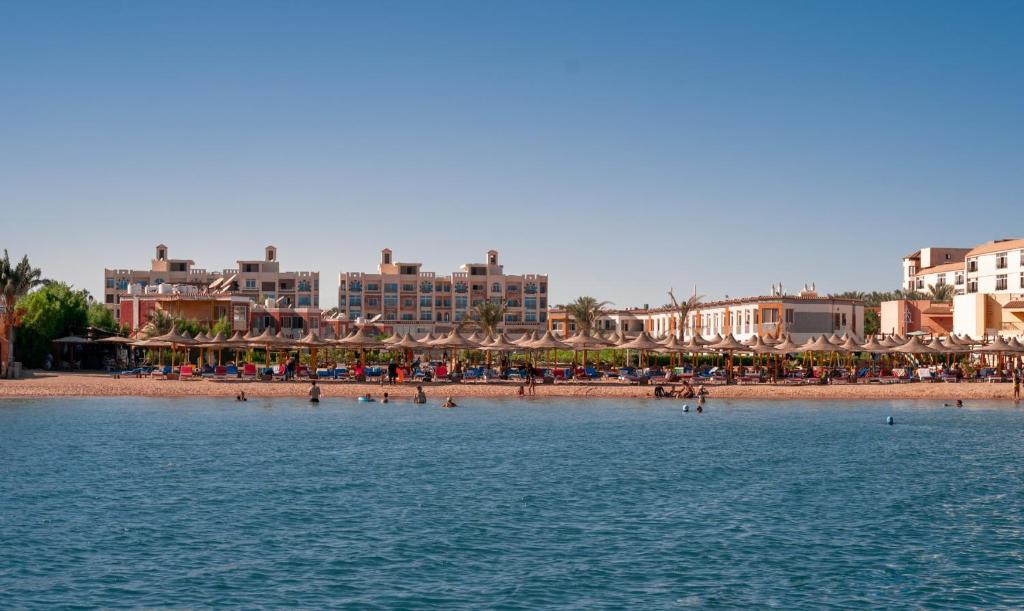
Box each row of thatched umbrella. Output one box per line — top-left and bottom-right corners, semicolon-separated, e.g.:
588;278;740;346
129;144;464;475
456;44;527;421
124;323;1024;371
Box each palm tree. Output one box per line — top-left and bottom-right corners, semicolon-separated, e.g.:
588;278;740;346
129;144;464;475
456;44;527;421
140;309;175;339
565;296;612;336
667;288;703;338
926;283;954;302
0;250;43;376
462;301;506;337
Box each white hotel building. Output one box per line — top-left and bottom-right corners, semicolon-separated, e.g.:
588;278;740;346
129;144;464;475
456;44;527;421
900;238;1024;337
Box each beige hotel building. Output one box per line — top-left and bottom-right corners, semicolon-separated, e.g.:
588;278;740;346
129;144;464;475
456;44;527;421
336;249;549;335
104;244;320;322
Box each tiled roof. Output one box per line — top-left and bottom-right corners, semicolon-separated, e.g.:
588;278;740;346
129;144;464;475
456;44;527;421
966;239;1024;257
914;262;964;276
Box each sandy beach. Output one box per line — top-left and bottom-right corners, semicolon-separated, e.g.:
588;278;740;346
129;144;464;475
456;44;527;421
0;371;1018;401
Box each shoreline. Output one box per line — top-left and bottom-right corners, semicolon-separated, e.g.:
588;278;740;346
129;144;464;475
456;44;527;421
0;371;1018;402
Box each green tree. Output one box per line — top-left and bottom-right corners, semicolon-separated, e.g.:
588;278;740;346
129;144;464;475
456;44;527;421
565;296;612;336
210;316;233;338
15;282;89;367
140;310;174;338
667;288;703;337
926;283;955;302
1;250;44;373
864;309;881;335
86;302;119;332
465;301;506;336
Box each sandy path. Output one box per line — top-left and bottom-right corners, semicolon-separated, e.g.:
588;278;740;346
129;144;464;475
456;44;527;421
0;372;1018;402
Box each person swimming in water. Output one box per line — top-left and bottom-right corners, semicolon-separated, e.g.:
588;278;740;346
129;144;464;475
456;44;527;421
308;381;321;403
944;399;964;408
236;391;247;402
442;396;457;408
382;392;389;404
696;395;705;413
413;386;427;404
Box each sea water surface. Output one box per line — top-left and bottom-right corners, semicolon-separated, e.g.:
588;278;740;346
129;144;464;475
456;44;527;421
2;397;1023;609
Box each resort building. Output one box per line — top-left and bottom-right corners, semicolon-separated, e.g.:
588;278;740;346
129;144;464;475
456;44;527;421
549;288;865;343
879;300;954;336
336;249;548;336
902;247;971;293
104;244;320;321
895;238;1024;338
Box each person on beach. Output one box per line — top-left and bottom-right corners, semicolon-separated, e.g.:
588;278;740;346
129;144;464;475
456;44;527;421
236;391;247;402
442;396;457;408
517;384;525;397
382;392;389;404
387;361;398;385
527;366;537;396
681;381;695;399
308;381;321;403
413;386;427;404
1013;368;1021;402
697;395;705;413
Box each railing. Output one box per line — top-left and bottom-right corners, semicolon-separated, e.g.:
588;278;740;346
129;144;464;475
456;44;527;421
1001;322;1024;331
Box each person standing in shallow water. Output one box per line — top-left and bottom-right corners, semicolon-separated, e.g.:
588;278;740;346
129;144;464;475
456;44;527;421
308;381;321;403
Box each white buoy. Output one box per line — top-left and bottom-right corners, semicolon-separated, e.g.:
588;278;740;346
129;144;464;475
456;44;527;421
683;404;689;412
886;416;894;425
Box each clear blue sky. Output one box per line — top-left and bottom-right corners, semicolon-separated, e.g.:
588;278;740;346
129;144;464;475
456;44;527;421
2;1;1021;308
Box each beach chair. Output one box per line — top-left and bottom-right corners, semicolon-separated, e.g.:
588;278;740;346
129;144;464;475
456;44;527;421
242;364;258;380
179;365;195;380
225;365;239;378
334;367;348;380
213;366;228;380
154;365;173;379
917;368;934;382
296;365;310;379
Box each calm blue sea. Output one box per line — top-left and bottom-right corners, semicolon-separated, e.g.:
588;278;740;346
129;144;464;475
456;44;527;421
2;397;1023;609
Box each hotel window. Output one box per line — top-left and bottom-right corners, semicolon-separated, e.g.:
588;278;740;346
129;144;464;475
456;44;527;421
967;280;978;293
454;282;468;294
349;296;361;306
540;312;547;323
916;278;924;290
297;280;311;292
401;313;414;321
996;274;1008;290
996;252;1008;269
419;296;432;307
105;277;115;289
525;311;537;322
350;280;362;292
455;296;468;309
384;312;396;321
1021;251;1024;266
525;297;537;309
967;258;978;272
384;283;398;293
785;309;794;324
420;282;433;293
955;272;964;285
1020;273;1024;289
244;279;257;289
383;296;398;307
472;284;485;292
105;294;114;303
403;298;414;308
117;280;128;291
348;311;360;320
298;296;311;306
420;311;432;321
401;283;415;292
491;283;501;293
366;283;379;291
524;283;537;294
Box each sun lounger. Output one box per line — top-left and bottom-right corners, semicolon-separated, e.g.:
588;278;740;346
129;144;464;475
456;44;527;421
179;365;195;380
213;365;227;380
225;365;239;378
242;364;258;380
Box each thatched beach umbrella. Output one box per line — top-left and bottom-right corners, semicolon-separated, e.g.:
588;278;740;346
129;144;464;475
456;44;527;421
563;331;614;369
152;326;197;368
